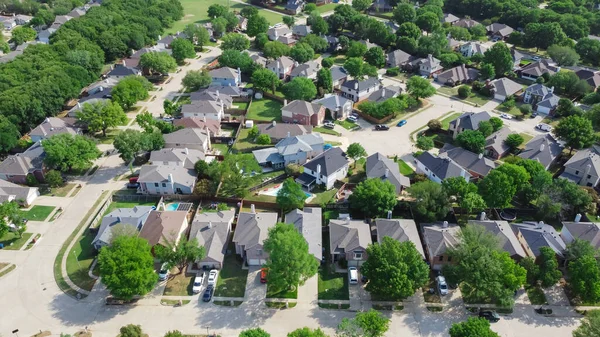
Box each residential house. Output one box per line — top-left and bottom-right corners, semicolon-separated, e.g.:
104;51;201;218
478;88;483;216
520;60;560;81
366;85;402;103
371;0;393;12
200;85;244;98
285;0;305;14
447;36;461;50
454;18;479;28
209;67;241;87
267;26;293;42
486;23;514;40
484;127;512;159
443;13;460;25
139;210;189;249
418;54;443;77
267;56;295;79
358;39;378;49
414;152;472;183
488;77;523;101
511;48;527;69
559;145;600;187
157;32;188;49
340;77;381;102
14;14;32;25
421;221;461;270
150;148;205;169
29;117;80;143
92;206;155;250
312;94;353;120
257;122;313;142
323;35;340;52
518;134;563;170
0;179;39;206
251;54;268;68
189;208;236;270
375;219;425;258
190;90;234;109
2;18;15;30
37;28;57;44
0;42;36;63
469;220;527;260
281;100;326;126
137;165;197;195
439;144;496;179
436;64;479;86
253;134;324;169
275;35;297;46
68;97;110;117
329;218;372;267
84;78;120;96
232;211;278;265
296;147;349;190
237;15;248;31
448;111;493;139
385;21;399;33
292;24;311;38
523;84;560;114
290;60;320;80
561;216;600;249
511;222;566;259
330;66;348;89
386;49;417;68
66;7;87;19
106;64;141;79
285;208;323;261
575;68;600;90
0;142;46;184
366;153;410;194
181;100;225;120
163;128;211;152
173;117;222;136
459;42;488;58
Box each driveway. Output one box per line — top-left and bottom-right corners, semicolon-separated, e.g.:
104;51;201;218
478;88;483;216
242;267;267;305
296;275;317;309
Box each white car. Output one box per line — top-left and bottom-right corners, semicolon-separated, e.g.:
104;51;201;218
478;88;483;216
323;121;335;129
500;113;513;120
192;272;205;294
162;117;174;122
436;276;448;296
207;269;218;286
158;263;169;281
532;56;541;61
347;115;358;123
536;123;552;132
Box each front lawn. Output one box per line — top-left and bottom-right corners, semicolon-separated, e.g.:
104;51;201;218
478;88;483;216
436;86;491;106
315;3;338;13
335;119;358;130
42;183;77;197
103;201;157;216
266;284;298;299
314;127;341;136
396;159;414;176
519;133;534;149
19;205;56;221
318;265;349;300
438;112;462;130
0;232;33;250
163;270;194;296
66;229;97;291
246;99;283;122
214;253;249;298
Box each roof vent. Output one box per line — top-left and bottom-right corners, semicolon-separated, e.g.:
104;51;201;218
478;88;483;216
442;221;449;228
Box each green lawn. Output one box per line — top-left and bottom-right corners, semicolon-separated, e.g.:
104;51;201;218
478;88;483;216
267;284;298;299
19;205;55;221
247;99;283;122
310;188;338;205
396;159;414;176
335;119;357;130
66;229;97;291
315;3;339;13
167;0;284;34
0;232;33;250
163;271;195;296
314;127;341;136
50;183;77;197
436;86;491;106
233;102;249;110
438;112;462;130
103;201;157;216
519;133;534;149
214;253;249;298
94;129;120;145
232;127;272;152
318;265;349;300
212;143;230;154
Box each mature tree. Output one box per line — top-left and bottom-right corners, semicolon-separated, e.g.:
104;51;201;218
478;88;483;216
255;33;269;49
489;117;503;131
416;136;434;150
77;101;127;137
427;119;442;131
547;45;579;66
449;318;499;337
554;115;596;154
282;77;317;101
171;38;196;63
352;0;372;12
207;4;228;18
221;33;251;51
524;22;567;51
316;68;333;94
365;47;386;68
548;71;591;98
569;254;600;304
519;104;533;117
251;68;280;94
300;34;328;53
349;179;397;218
45;170;64;188
483;43;513;78
139;51;177;74
120;325;144;337
263;41;291;59
290;42;315;63
114;129;164;162
456;130;486;153
239;329;270;337
247;15;269;37
42;134;101;172
458;85;472;99
276;178;307;212
397;37;418;54
362;237;429;300
311;16;329;36
460;192;487;219
441;177;478;218
112;76;152;110
304;3;318;12
240;6;259;18
406;76;436;100
447;26;471;41
566;239;597;262
505;133;524;151
0;115;20;153
347;143;367;168
182;70;211;91
98;235;157;300
573;309;600;337
477;121;493;137
347;42;368;58
538;246;562;288
10;26;36;45
155;238;205;274
287;328;328;337
415;12;441;33
263;223;319;293
337;310;390;337
164;331;184;337
393;3;417;24
408;180;450;221
344;57;369;79
576;38;600;66
283;15;295;28
218;49;254;73
397;22;421;40
480;63;495;80
478;169;516;208
0;201;21;238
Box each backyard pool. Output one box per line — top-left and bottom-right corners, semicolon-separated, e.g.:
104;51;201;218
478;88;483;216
259;185;313;199
166;203;180;211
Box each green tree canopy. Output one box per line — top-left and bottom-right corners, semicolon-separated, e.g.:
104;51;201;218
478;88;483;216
139;51;177;74
247;15;269;37
456;130;486;153
114;129;164;162
478;169;516;208
111;76;152;110
365;47;386;68
77;101;127;137
155;238;205;274
276;178;307;212
449;317;499;337
569;254;600;304
406;76;436;100
290;42;315;63
337;310;390;337
221;33;251;51
42;134;101;172
287;328;328;337
182;70;211;91
263;41;291;59
408;180;451;221
282;77;317;101
171;38;196;63
538;246;562;287
239;328;270;337
251;68;280;94
349;178;398;218
10;26;36;45
483;42;513;77
0;115;20;153
553;115;596;154
573;309;600;337
316;68;333;95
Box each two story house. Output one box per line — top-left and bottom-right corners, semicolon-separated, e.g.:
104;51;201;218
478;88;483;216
296;147;349;190
421;221;461;270
0;142;47;184
181;100;225;120
137;165;197;195
233;211;278;265
523;84;560;115
459;42;488;58
150;148;206;169
418;54;443;77
329;218;372;267
560;145;600;187
340;77;381;102
163;128;211;152
448;111;493;139
252;134;324;169
209;67;241;87
281;100;326;126
312;94;353;120
267;56;295;80
414;152;472;183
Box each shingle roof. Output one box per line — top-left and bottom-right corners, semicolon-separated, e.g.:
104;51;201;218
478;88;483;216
303;147;349;176
341;77;380;91
290;60;320;77
163;128;210;146
251;54;268;67
365;152;410;194
267;26;292;39
209;67;239;79
437;64;479;84
30;117;78;139
443;13;460;23
200;85;243;97
139;210;188;246
283;100;323;117
562;221;600;249
285;208;322;260
232;212;278;249
138;165;197;187
490;77;523;97
415;152;472;180
276;36;297;45
521;61;559;77
469;220;527;258
253;147;283;165
107;65;139;77
173;117;221;135
421;222;461;257
276;133;323;155
375;218;424;258
460;41;488;55
511;222;566;257
575;69;600;88
93;206;155;247
387;49;416;67
518;134;563;169
190;209;236;264
257;123;312;140
329;219;372;254
563;145;600;178
267;56;295;70
454;18;480;28
485;127;512;156
366;86;402;103
150;148;205;169
0;142;45;176
190;90;233;107
330;66;348;82
292;25;311;36
486;23;514;37
419;54;441;68
312;94;353;113
439;144;496;176
0;179;38;203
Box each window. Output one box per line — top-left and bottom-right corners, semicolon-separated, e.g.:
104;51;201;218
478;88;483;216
448;256;452;262
588;175;592;179
588;182;593;187
438;256;444;262
576;170;580;175
154;183;159;187
257;249;263;255
353;251;363;260
162;183;166;187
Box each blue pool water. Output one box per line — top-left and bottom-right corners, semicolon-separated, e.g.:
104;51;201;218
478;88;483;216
260;186;312;198
166;203;180;211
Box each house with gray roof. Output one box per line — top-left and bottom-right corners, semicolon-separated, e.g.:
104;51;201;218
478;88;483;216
297;147;349;190
329;218;372;267
209;67;241;87
233;211;278;265
267;26;293;42
292;24;311;38
484;127;513;159
257;122;312;142
290;60;320;80
575;68;600;90
443;13;460;24
139;210;189;248
518;134;563;170
523;84;560;115
386;49;417;68
330;66;348;89
0;179;39;206
150;148;205;169
190;90;233;109
251;54;268;67
511;222;566;259
418;54;443;77
0;142;46;185
366;153;410;194
253;133;324;169
439;144;496;179
173;117;222;136
414;152;472;183
561;217;600;249
84;78;120;96
454;18;479;28
488;77;523;101
469;220;527;260
200;85;244;98
181;100;225;120
358;39;378;49
436;64;479;87
312;94;353;120
340;77;381;102
37;28;57;44
30;117;80;143
163;128;210;152
189;208;236;270
92;206;155;250
459;41;488;58
375;219;424;258
486;23;514;40
371;0;393;12
137;165;197;195
560;145;600;187
520;61;560;81
366;86;402;103
323;35;340;52
285;0;304;14
267;56;295;79
106;65;141;79
285;208;322;261
448;111;493;139
282;100;325;126
421;221;461;270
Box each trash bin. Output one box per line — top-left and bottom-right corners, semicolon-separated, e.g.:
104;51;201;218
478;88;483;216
0;243;4;249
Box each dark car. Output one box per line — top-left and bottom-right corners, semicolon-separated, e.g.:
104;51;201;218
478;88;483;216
479;310;500;322
374;124;389;131
202;285;214;302
126;182;139;189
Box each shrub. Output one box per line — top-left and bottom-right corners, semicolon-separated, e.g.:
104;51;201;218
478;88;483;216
472;80;483;92
427;119;442;131
256;134;271;145
45;170;64;187
26;174;39;187
386;67;400;76
321;57;334;68
519;104;533;116
458;85;471;98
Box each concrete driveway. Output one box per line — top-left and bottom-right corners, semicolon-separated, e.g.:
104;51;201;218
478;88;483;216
296;275;317;309
243;267;267;305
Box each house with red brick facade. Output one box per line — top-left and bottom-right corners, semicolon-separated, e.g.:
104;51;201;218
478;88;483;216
281;100;325;126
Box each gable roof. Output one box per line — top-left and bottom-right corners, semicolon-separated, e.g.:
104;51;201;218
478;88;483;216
443;13;460;23
490;77;523;97
511;222;566;257
486;23;514;37
190;90;233;107
525;84;560;108
107;65;139;77
303;147;349;176
292;24;311;36
415;152;472;180
190;209;236;264
563;145;600;178
181;100;223;116
366;86;402;103
209;67;239;79
276;133;323;155
468;220;527;258
267;56;295;70
251;54;269;67
437;64;479;84
454;18;480;28
460;41;488;55
365;152;410;194
285;208;322;260
439;144;496;176
562;221;600;249
329;219;372;254
448;111;493;131
387;49;416;67
232;212;278;249
521;60;559;77
419;54;441;68
575;69;600;88
518;134;563;169
150;148;205;169
485;127;512;156
375;218;424;258
0;179;38;203
93;206;155;247
139;210;188;246
312;94;353;112
257;123;312;140
163;128;210;146
330;66;348;82
341;77;380;91
0;142;45;176
290;60;320;77
200;85;243;97
173;117;221;135
138;165;197;187
283;100;323;117
30;117;78;139
421;222;461;257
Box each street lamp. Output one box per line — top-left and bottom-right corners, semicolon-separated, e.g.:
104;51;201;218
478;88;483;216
12;329;19;337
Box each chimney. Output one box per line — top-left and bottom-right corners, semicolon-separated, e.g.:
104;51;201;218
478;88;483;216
168;174;173;182
287;131;291;138
354;82;358;90
185;148;189;155
478;153;483;159
585;163;592;177
122;60;126;66
272;120;276;127
216;90;220;97
442;221;449;228
575;213;582;223
537;221;544;229
539;143;545;152
105;79;109;83
45;117;49;123
549;86;554;94
284;99;288;106
381;88;386;97
251;204;256;213
387;210;392;219
384;169;389;178
317;164;321;175
480;211;486;220
158;35;162;41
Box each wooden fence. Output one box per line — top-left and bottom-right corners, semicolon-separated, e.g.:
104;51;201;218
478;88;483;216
248;173;288;192
352;108;395;125
262;92;286;103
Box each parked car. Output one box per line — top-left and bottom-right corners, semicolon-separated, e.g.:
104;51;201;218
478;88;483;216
260;268;268;283
500;113;513;119
530;112;538;118
126;182;139;189
347;115;358;123
202;285;214;302
479;310;500;322
532;56;541;61
375;124;389;131
323;121;335;129
348;267;358;285
129;176;139;183
397;120;407;127
207;269;218;286
192;272;205;294
158;263;169;281
536;123;552;132
436;276;448;296
162;117;174;122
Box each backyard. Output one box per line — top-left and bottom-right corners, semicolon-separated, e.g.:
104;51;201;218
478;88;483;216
246;99;283;122
232;127;271;152
436;86;491;107
214;252;249;298
103;201;157;216
19;205;56;222
396;159;414;176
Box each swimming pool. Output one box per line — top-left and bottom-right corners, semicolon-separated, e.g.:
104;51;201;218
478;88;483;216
166;203;180;211
259;185;312;198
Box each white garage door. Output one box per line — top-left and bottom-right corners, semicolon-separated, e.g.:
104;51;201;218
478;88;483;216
248;259;260;266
